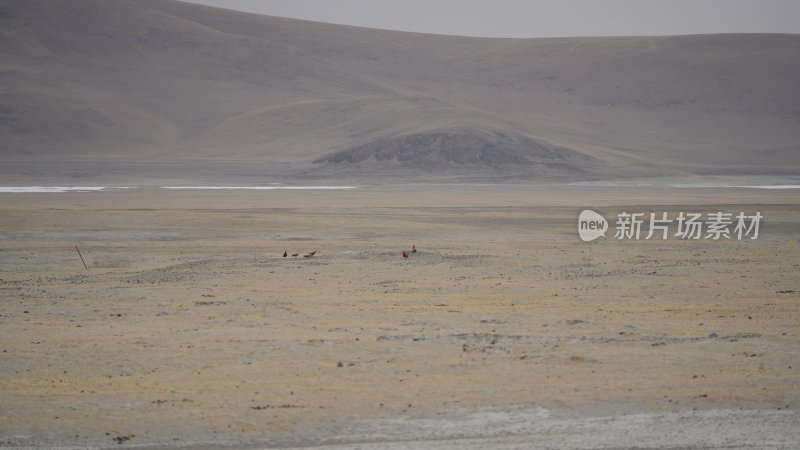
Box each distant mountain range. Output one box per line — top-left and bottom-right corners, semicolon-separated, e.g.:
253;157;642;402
1;0;799;180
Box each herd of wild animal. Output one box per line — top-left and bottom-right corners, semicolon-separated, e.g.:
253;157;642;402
282;245;417;259
282;250;317;258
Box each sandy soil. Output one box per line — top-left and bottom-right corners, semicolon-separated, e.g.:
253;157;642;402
0;187;798;448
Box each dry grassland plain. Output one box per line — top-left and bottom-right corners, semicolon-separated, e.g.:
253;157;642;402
0;187;798;448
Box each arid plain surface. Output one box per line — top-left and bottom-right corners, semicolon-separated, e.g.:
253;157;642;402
1;187;799;449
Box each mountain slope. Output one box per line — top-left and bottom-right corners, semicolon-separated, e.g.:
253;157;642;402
1;0;798;179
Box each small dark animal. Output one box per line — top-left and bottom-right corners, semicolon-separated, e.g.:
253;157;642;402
291;253;300;257
412;244;417;253
283;251;287;257
402;250;409;258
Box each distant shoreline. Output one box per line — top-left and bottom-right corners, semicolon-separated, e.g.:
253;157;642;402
2;183;799;194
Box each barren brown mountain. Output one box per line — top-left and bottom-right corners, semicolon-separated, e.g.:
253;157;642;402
1;0;799;181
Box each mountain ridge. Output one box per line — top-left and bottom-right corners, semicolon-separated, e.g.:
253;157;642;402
1;0;798;180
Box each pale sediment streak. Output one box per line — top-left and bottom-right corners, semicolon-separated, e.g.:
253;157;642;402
729;184;800;189
569;181;800;189
0;186;129;193
160;186;360;190
322;407;799;450
0;186;358;193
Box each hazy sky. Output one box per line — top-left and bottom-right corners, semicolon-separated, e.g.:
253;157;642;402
181;0;800;38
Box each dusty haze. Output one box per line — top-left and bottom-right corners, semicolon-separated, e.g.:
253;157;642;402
1;0;799;182
181;0;800;38
2;1;800;448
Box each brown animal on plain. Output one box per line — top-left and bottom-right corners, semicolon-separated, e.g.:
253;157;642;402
412;244;417;253
402;250;409;258
283;251;288;257
291;252;300;257
304;250;317;258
